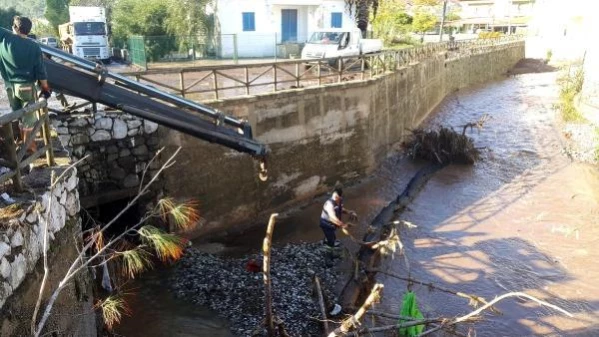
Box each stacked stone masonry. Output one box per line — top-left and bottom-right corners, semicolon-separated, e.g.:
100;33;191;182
0;170;79;308
52;111;161;196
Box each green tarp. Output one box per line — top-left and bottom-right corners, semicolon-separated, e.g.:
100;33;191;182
399;291;424;337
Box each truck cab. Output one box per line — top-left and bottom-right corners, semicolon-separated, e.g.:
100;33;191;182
59;6;111;63
301;29;383;61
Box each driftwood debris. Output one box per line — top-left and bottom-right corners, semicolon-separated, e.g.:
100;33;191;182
372;269;500;314
263;213;279;337
339;163;445;309
327;284;384;337
313;276;330;335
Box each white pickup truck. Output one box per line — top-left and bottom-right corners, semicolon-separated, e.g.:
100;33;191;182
301;29;383;64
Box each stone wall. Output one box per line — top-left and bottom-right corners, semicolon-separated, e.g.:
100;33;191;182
162;42;525;236
0;169;96;336
52;111;162;196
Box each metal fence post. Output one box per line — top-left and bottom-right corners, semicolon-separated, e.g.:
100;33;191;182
274;33;278;62
233;34;238;64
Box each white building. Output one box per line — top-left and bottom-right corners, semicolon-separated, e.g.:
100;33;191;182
213;0;355;58
455;0;536;33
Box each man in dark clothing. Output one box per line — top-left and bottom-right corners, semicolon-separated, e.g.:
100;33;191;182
0;16;51;152
319;188;357;248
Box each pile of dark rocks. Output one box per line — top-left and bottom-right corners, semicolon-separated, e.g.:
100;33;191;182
170;242;341;336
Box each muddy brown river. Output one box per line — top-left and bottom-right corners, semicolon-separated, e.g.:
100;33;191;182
116;71;599;336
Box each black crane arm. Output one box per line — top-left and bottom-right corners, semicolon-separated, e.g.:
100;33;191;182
38;43;268;158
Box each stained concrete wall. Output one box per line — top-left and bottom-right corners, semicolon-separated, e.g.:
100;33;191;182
163;42;525;236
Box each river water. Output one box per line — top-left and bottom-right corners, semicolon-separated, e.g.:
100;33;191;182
116;70;599;336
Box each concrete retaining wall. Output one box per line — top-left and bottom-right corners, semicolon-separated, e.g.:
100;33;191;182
162;42;525;236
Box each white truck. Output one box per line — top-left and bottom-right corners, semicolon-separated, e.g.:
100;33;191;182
301;29;383;65
59;6;111;63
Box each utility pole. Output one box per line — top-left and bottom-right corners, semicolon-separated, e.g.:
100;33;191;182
507;0;513;34
439;0;448;42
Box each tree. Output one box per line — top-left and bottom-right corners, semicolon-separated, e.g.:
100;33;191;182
45;0;69;30
412;11;437;40
371;0;409;44
345;0;380;38
0;0;46;19
32;19;58;37
32;149;200;336
111;0;173;60
0;7;20;30
165;0;212;37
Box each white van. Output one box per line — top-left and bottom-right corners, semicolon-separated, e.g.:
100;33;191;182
40;37;59;48
301;29;383;62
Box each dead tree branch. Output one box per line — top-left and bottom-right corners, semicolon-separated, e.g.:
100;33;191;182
371;269;499;313
314;276;330;335
32;148;181;337
327;284;384;337
417;292;573;337
31;155;89;336
263;213;279;337
461;114;491;136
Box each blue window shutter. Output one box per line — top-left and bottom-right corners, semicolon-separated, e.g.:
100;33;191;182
331;13;342;28
243;12;255;31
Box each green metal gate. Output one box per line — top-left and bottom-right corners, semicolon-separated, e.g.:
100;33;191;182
128;36;147;70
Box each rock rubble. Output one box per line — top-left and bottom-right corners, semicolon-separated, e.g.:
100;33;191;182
171;243;341;336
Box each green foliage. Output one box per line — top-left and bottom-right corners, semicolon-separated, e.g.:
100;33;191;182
446;11;461;22
45;0;69;29
96;295;130;330
371;0;410;44
412;11;437;34
165;0;212;37
0;7;20;30
138;225;185;261
546;49;553;62
413;0;441;5
32;19;58;37
111;0;172;60
0;0;46;19
556;68;585;122
397;13;413;26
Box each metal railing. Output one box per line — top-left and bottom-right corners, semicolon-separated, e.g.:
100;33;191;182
121;36;524;102
0;100;55;191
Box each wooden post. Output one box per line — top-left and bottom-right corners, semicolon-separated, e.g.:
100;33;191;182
39;106;55;166
244;67;250;95
0;124;22;191
212;70;219;100
273;65;278;92
295;63;300;88
317;61;322;86
337;58;342;83
360;57;365;81
263;213;279;337
314;276;330;335
179;71;186;97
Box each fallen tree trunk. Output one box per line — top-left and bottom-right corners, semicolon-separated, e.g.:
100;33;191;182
340;163;446;308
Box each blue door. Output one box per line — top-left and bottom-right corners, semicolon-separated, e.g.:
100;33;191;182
281;9;298;42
